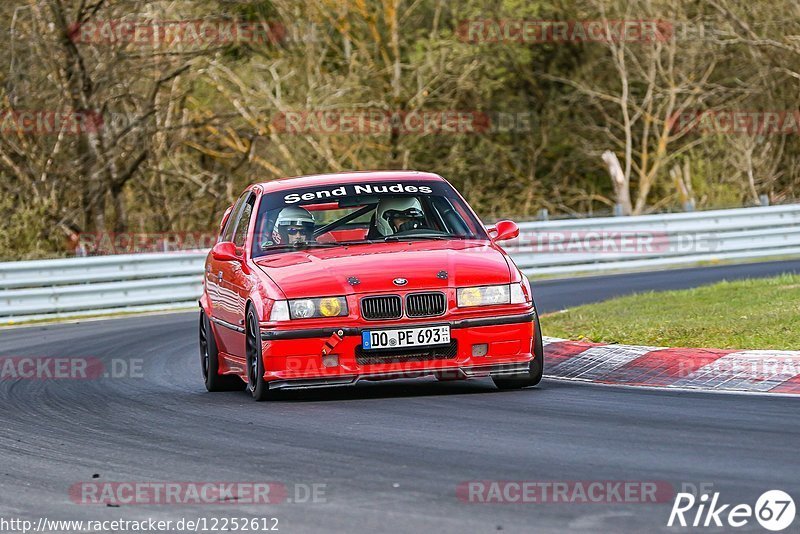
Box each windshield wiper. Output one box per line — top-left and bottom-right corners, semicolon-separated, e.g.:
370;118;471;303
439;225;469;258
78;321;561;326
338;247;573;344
260;242;341;253
335;240;380;246
384;234;457;242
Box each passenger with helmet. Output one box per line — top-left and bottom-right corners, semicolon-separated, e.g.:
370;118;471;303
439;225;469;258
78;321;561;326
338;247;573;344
271;206;316;245
373;197;427;237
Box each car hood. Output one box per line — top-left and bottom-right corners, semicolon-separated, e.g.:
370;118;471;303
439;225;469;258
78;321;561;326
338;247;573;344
254;240;512;298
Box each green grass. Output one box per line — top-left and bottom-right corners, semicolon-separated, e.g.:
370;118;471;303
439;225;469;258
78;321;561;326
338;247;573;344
542;274;800;350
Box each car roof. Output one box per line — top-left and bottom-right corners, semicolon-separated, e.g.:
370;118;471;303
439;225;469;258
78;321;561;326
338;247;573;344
250;170;445;194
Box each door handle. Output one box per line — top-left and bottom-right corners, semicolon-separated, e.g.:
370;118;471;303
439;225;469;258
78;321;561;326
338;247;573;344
218;271;223;283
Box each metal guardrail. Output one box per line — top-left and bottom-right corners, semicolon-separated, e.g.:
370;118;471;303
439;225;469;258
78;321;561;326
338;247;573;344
506;204;800;276
0;253;206;323
1;204;798;323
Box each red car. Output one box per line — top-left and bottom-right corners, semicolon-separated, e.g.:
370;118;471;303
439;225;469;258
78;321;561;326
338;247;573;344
199;171;542;400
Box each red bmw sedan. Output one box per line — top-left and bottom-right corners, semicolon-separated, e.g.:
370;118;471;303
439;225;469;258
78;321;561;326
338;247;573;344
199;171;542;400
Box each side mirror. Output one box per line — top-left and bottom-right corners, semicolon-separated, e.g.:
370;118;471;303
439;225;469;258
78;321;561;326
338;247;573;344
211;241;239;261
492;220;519;242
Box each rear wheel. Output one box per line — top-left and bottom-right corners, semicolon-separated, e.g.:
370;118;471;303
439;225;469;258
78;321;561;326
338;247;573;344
246;308;273;401
492;311;544;390
199;312;244;392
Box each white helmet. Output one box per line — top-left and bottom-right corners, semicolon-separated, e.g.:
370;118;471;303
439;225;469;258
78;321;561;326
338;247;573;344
375;197;425;236
272;206;315;244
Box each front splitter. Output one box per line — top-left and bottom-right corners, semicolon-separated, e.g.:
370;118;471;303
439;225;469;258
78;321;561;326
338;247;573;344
266;361;531;390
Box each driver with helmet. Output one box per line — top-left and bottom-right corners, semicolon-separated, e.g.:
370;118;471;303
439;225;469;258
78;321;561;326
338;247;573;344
374;197;427;236
271;206;316;245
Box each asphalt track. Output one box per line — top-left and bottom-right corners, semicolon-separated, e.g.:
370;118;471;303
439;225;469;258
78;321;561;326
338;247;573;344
1;259;799;533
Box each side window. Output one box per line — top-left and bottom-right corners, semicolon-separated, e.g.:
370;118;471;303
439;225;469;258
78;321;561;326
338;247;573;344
232;195;255;248
220;193;248;243
217;205;233;240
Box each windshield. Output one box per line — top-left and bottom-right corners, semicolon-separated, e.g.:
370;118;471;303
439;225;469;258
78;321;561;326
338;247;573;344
252;180;488;256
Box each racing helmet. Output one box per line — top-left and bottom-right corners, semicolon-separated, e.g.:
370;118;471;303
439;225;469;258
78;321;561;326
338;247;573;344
375;197;425;236
272;206;315;244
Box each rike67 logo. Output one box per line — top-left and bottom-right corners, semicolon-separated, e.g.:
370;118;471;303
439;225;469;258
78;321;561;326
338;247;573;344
668;489;795;531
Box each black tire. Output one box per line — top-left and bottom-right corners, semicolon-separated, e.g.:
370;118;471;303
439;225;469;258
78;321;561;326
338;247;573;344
492;311;544;390
199;312;244;392
245;308;273;401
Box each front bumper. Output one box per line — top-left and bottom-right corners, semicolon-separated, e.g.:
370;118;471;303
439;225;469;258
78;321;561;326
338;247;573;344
258;311;536;389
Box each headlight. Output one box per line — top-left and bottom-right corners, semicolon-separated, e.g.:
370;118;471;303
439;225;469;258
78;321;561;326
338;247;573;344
457;283;529;307
269;298;348;320
319;297;344;317
292;299;316;318
457;284;509;307
272;297;348;320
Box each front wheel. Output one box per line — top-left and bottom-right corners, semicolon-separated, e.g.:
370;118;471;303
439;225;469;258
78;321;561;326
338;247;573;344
246;308;274;401
200;312;244;392
492;311;544;390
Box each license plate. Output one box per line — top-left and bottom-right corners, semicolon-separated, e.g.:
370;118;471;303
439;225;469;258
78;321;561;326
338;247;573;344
362;325;451;350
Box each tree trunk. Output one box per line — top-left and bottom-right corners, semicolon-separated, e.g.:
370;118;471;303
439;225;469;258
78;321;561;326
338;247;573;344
602;150;632;215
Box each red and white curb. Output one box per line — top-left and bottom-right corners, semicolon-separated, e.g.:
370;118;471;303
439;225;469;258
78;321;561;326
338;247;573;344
542;337;800;395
